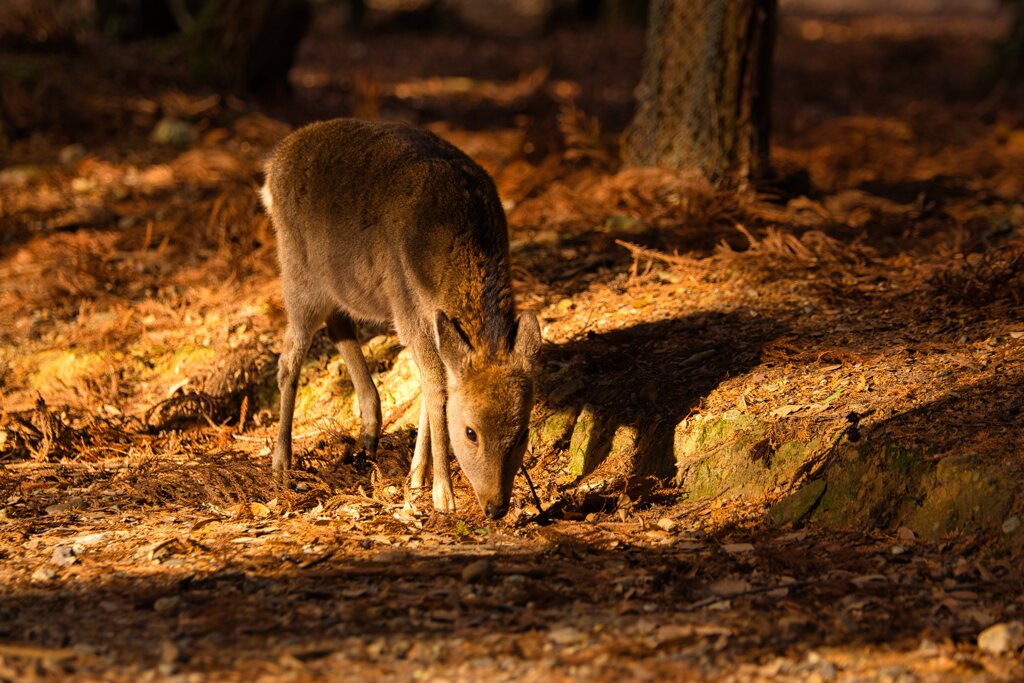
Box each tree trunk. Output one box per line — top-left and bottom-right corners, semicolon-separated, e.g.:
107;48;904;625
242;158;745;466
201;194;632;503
990;0;1024;85
189;0;310;93
624;0;777;188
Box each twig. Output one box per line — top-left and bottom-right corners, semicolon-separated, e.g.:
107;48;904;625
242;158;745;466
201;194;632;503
520;465;548;523
232;430;318;443
615;240;696;267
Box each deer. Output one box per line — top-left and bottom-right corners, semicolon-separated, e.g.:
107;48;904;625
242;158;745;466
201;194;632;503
260;118;540;519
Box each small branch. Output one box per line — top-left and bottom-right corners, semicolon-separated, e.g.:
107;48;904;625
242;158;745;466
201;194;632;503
615;240;697;268
520;465;549;524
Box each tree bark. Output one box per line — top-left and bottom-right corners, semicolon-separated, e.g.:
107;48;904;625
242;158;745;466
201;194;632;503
624;0;777;189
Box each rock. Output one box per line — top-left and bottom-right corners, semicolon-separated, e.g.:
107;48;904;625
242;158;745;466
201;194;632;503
896;526;916;543
461;559;493;583
31;568;58;582
151;118;196;147
977;621;1024;655
59;144;86;165
153;596;181;615
656;518;678;533
769;478;827;526
722;542;754;554
890;545;907;556
567;404;601;477
45;496;86;515
607;424;638;468
1002;515;1021;534
530;407;577;454
50;545;78;567
72;532;107;547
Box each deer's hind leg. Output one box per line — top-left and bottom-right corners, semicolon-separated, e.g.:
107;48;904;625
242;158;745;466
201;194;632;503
274;304;324;484
327;311;381;456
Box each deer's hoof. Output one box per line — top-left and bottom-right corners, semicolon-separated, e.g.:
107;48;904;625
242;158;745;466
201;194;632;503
432;482;456;512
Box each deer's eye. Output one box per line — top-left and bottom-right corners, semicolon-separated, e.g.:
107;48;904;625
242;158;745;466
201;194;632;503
465;426;478;443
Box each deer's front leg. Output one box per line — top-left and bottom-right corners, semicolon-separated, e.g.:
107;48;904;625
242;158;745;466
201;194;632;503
411;337;455;512
409;398;430;489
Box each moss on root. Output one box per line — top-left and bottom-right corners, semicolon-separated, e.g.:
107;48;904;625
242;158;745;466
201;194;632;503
666;409;1017;544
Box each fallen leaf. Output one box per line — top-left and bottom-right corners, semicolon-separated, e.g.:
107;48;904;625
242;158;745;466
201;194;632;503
771;404;805;418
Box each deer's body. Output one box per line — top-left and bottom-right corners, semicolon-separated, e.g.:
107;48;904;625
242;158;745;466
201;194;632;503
262;118;539;516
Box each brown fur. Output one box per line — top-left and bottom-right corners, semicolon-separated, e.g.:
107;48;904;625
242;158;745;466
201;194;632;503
263;118;540;516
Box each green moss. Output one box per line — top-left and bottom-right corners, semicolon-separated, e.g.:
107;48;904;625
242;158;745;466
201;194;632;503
294;357;355;419
770;478;827;526
673;410;767;497
687;459;724;499
149;344;218;379
530;407;577;453
28;349;108;393
812;447;879;528
906;455;1013;540
608;424;638;463
567;405;606;477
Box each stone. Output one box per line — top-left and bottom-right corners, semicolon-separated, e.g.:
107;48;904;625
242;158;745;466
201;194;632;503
567;405;601;477
1002;515;1021;535
31;567;58;582
530;407;577;453
45;496;87;515
50;545;78;567
656;517;678;533
722;542;754;554
769;479;827;526
977;621;1024;655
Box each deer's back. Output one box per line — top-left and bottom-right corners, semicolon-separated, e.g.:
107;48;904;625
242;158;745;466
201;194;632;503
264;119;512;330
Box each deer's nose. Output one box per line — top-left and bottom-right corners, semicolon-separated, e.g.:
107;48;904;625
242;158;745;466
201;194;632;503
485;501;508;519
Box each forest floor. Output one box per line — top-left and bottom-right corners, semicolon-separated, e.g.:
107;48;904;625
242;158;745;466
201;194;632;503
2;1;1024;681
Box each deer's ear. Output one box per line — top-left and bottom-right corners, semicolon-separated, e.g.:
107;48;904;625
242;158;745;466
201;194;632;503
435;310;473;373
512;310;541;363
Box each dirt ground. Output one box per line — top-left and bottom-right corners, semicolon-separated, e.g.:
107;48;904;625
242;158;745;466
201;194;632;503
2;1;1024;680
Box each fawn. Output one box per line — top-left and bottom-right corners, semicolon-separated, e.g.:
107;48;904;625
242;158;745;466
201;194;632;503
261;118;540;518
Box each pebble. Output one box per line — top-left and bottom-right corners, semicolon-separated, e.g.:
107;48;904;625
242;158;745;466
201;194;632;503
1002;515;1021;534
977;621;1024;655
31;567;58;583
45;496;86;515
722;542;754;554
72;532;107;546
50;545;78;567
656;518;679;532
